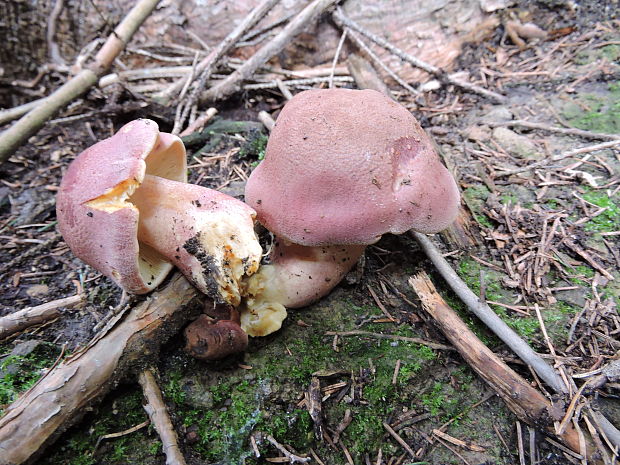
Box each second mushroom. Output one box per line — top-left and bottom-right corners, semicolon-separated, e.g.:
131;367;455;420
241;89;460;336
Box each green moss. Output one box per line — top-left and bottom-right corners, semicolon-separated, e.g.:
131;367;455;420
475;214;493;228
463;187;491;227
561;83;620;134
0;342;60;410
239;130;268;160
580;189;620;232
41;387;154;465
601;44;620;61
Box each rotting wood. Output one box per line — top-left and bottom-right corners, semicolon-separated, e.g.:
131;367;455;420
408;272;592;460
0;0;160;166
138;369;187;465
0;273;201;465
200;0;338;103
0;294;85;342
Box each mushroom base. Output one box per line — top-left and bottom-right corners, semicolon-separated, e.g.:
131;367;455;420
239;240;365;336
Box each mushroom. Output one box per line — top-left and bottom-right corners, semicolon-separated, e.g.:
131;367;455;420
241;89;460;336
184;307;248;360
56;119;262;307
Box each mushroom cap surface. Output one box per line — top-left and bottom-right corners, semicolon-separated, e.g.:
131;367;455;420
245;89;460;246
56;119;186;293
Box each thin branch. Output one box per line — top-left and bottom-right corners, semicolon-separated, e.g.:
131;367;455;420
0;294;85;341
332;8;506;103
0;0;161;165
201;0;339;103
412;232;567;394
496;139;620;177
488;120;620;142
0;274;201;465
344;27;418;95
155;0;281;104
266;434;311;463
138;369;187;465
408;272;590;458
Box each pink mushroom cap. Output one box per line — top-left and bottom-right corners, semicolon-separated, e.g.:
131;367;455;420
245;89;460;246
56;119;186;293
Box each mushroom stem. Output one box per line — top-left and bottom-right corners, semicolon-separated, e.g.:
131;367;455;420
240;240;365;336
129;173;262;306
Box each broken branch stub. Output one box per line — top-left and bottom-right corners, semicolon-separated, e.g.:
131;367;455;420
0;273;201;465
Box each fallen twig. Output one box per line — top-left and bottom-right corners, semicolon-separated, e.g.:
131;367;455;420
156;0;280;104
383;422;416;458
325;330;453;351
488;120;620;142
496;139;620;177
412;232;567;394
171;0;280;133
201;0;338;103
346;54;393;98
344;28;418;95
408;272;590;459
266;434;311;463
0;273;201;464
0;294;85;341
243;75;354;90
0;0;160;165
332;8;506;103
138;369;187;465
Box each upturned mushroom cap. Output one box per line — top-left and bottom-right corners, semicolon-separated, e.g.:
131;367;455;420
57;119;184;293
245;89;460;246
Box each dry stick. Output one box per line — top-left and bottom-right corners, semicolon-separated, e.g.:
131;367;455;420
0;294;85;341
412;231;567;394
138;369;187;465
244;76;354;90
347;54;393;98
325;330;453;351
589;410;620;454
0;0;160;165
488;120;620;142
496;139;620;177
155;0;280;105
201;0;338;103
172;0;281;133
408;272;589;459
344;27;418;95
0;274;201;465
266;434;311;463
332;8;506;103
0;100;40;125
